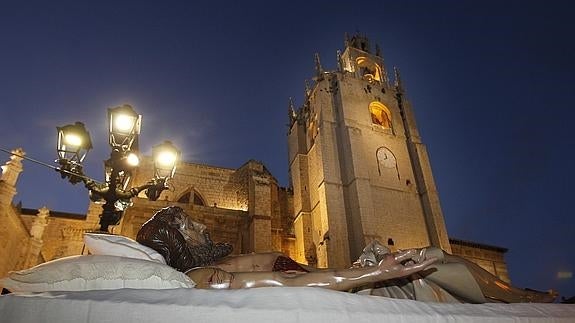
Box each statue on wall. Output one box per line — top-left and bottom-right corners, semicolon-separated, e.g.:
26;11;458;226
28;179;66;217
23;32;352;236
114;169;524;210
137;206;556;303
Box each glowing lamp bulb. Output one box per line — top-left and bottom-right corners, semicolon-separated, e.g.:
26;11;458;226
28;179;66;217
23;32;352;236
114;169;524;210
156;151;176;168
126;153;140;167
64;133;82;147
114;114;136;133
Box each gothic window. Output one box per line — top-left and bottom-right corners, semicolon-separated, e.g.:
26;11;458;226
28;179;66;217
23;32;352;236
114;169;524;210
369;102;392;129
177;189;206;206
193;192;206;206
356;57;382;82
177;192;190;203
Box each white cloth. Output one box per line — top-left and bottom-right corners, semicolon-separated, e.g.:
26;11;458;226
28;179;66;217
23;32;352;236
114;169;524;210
1;287;574;323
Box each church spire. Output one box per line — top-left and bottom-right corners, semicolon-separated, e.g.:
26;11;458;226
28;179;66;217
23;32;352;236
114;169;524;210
288;97;297;125
348;33;371;53
314;53;323;77
394;67;404;94
304;79;312;97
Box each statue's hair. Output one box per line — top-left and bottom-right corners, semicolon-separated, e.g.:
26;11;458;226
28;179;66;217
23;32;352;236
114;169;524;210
136;206;233;272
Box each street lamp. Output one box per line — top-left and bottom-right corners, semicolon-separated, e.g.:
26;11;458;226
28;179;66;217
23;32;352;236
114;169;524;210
108;104;141;151
56;122;92;184
146;141;180;201
56;104;180;232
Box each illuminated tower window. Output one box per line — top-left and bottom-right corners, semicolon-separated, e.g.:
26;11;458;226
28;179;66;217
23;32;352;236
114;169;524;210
356;57;382;82
369;102;392;129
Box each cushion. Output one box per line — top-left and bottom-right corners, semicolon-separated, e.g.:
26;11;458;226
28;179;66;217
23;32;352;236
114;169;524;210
0;255;196;292
84;233;166;264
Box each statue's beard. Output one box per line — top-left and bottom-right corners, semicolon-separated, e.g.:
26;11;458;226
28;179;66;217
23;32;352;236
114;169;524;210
178;225;209;246
176;227;231;267
184;240;234;269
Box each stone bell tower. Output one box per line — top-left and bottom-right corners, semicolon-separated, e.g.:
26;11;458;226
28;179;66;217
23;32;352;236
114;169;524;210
288;34;451;268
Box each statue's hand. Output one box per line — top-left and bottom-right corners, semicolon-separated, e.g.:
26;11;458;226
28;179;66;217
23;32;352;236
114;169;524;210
375;249;436;280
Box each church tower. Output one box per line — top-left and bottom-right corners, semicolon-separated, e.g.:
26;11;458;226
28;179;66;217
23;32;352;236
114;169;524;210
288;34;451;268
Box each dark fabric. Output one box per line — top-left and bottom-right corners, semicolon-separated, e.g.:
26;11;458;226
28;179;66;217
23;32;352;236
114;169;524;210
273;255;309;273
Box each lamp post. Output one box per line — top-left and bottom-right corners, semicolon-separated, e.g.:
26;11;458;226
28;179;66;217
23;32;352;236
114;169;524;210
55;104;180;232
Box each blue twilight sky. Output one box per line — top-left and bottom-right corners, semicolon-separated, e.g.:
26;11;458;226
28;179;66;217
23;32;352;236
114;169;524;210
1;1;574;299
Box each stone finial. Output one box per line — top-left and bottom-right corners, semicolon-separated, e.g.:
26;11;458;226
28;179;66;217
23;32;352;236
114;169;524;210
314;53;323;76
30;207;50;240
336;50;342;71
394;67;404;93
347;49;355;73
8;148;25;161
1;148;25;186
288;97;297;125
349;33;370;52
304;79;311;97
375;44;382;57
1;148;26;197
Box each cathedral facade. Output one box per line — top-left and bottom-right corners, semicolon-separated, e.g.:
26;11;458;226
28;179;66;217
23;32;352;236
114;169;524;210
0;35;510;284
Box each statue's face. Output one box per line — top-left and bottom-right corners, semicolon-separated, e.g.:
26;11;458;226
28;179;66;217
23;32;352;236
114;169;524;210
173;212;208;245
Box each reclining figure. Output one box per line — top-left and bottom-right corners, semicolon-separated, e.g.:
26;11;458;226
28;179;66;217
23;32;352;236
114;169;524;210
351;240;556;303
137;206;555;303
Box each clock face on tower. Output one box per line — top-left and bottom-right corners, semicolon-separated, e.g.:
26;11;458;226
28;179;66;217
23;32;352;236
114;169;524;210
377;147;396;169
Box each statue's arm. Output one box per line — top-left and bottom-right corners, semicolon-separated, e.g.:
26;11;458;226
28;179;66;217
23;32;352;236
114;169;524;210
266;250;436;291
187;249;436;291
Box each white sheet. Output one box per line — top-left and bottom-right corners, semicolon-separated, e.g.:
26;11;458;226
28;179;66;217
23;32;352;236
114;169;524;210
1;287;574;323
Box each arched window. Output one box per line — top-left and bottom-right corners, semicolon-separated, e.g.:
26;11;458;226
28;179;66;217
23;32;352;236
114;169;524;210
369;102;392;129
356;57;382;82
177;189;206;206
192;192;206;206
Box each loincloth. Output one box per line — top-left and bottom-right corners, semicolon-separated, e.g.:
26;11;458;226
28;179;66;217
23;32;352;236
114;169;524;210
272;256;309;272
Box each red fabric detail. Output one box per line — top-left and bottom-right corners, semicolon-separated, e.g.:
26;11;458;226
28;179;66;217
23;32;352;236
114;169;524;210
272;256;309;273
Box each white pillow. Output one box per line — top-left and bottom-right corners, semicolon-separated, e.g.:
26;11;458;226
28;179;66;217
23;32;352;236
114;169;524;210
0;255;195;293
84;233;166;264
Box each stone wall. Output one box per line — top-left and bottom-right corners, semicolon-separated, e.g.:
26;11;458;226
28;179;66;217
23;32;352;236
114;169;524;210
19;209;90;262
450;238;510;283
131;157;247;211
123;159;294;255
0;204;31;278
